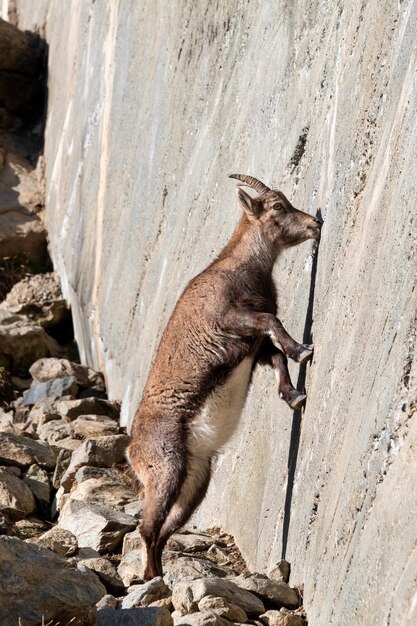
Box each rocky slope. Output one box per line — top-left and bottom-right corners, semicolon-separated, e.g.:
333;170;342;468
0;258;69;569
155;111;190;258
6;2;417;625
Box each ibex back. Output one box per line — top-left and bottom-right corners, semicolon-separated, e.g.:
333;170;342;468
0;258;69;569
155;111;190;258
128;174;322;580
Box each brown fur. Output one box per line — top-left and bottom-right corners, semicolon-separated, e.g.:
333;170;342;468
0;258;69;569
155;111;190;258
128;175;322;579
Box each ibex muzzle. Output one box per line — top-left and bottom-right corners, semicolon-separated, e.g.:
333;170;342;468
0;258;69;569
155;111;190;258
128;174;321;580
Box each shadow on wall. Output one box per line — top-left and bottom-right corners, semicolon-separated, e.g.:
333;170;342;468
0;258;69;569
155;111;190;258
281;209;322;559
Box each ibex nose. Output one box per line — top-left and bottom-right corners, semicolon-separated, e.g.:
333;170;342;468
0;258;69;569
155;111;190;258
313;217;323;226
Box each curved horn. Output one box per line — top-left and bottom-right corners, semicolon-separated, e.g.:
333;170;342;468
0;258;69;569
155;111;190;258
228;174;270;195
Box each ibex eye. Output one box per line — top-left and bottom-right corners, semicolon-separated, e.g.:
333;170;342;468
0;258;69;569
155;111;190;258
273;203;282;210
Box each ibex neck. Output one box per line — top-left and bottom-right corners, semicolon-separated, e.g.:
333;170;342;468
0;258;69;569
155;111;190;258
216;217;278;272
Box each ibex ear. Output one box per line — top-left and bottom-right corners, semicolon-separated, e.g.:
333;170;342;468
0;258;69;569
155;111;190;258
236;187;261;217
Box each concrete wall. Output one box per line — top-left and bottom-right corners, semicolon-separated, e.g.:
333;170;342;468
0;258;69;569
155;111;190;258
8;1;417;624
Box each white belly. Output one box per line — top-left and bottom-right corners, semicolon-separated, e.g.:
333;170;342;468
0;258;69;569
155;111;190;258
189;357;253;456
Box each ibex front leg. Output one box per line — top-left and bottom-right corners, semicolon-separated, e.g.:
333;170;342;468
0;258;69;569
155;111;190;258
257;342;307;409
230;311;313;364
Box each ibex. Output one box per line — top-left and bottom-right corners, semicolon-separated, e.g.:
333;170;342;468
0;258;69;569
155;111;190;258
128;174;322;580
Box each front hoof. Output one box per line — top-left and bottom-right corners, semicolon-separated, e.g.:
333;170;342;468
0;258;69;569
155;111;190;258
280;389;307;410
296;344;314;364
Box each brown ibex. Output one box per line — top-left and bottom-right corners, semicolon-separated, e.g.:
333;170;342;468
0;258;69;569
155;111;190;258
128;174;322;580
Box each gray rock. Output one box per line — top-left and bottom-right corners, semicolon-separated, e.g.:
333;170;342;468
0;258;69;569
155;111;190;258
0;536;106;626
174;612;231;626
0;431;56;469
52;436;82;451
60;434;130;489
0;272;68;329
233;575;299;610
32;525;78;557
70;466;137;510
0;310;60;375
121;577;171;608
23;463;50;505
71;414;120;438
172;578;265;616
52;447;73;488
59;498;136;553
197;595;248;622
259;610;305;626
30;357;105;390
167;532;216;553
80;557;125;593
96;607;173;626
268;561;291;584
164;556;231;589
96;594;118;610
123;527;143;555
0;466;35;519
117;548;144;586
23;377;79;406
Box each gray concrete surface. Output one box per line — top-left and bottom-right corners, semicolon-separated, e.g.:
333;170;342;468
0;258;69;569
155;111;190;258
6;1;417;624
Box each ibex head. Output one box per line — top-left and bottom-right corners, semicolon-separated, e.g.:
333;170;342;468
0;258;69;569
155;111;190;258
229;174;322;248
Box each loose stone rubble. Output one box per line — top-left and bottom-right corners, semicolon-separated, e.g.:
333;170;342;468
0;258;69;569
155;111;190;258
0;247;307;625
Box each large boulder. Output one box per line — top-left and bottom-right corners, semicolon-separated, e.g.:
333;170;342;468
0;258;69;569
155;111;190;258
70;466;137;510
172;578;265;616
58;498;136;553
0;310;60;374
0;536;106;626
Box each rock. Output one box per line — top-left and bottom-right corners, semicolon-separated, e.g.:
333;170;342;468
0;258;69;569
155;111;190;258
80;557;125;593
0;272;68;329
70;466;137;510
54;397;120;420
172;578;265;616
121;577;171;608
96;607;173;626
232;575;299;610
123;527;143;555
26;397;61;427
38;418;72;445
22;377;79;406
164;556;232;589
259;610;304;626
0;310;60;374
60;434;130;489
0;204;47;266
124;499;143;519
23;463;50;506
52;436;82;451
167;531;216;553
71;414;120;437
58;498;136;553
11;517;48;539
52;447;72;488
0;407;16;434
32;525;78;557
0;536;106;626
30;357;105;390
0;464;21;477
198;595;248;622
0;466;35;519
267;561;291;584
117;548;144;586
96;594;118;610
0;431;56;469
174;612;231;626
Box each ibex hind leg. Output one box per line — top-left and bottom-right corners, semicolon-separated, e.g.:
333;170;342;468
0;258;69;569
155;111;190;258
134;454;186;580
155;455;212;565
